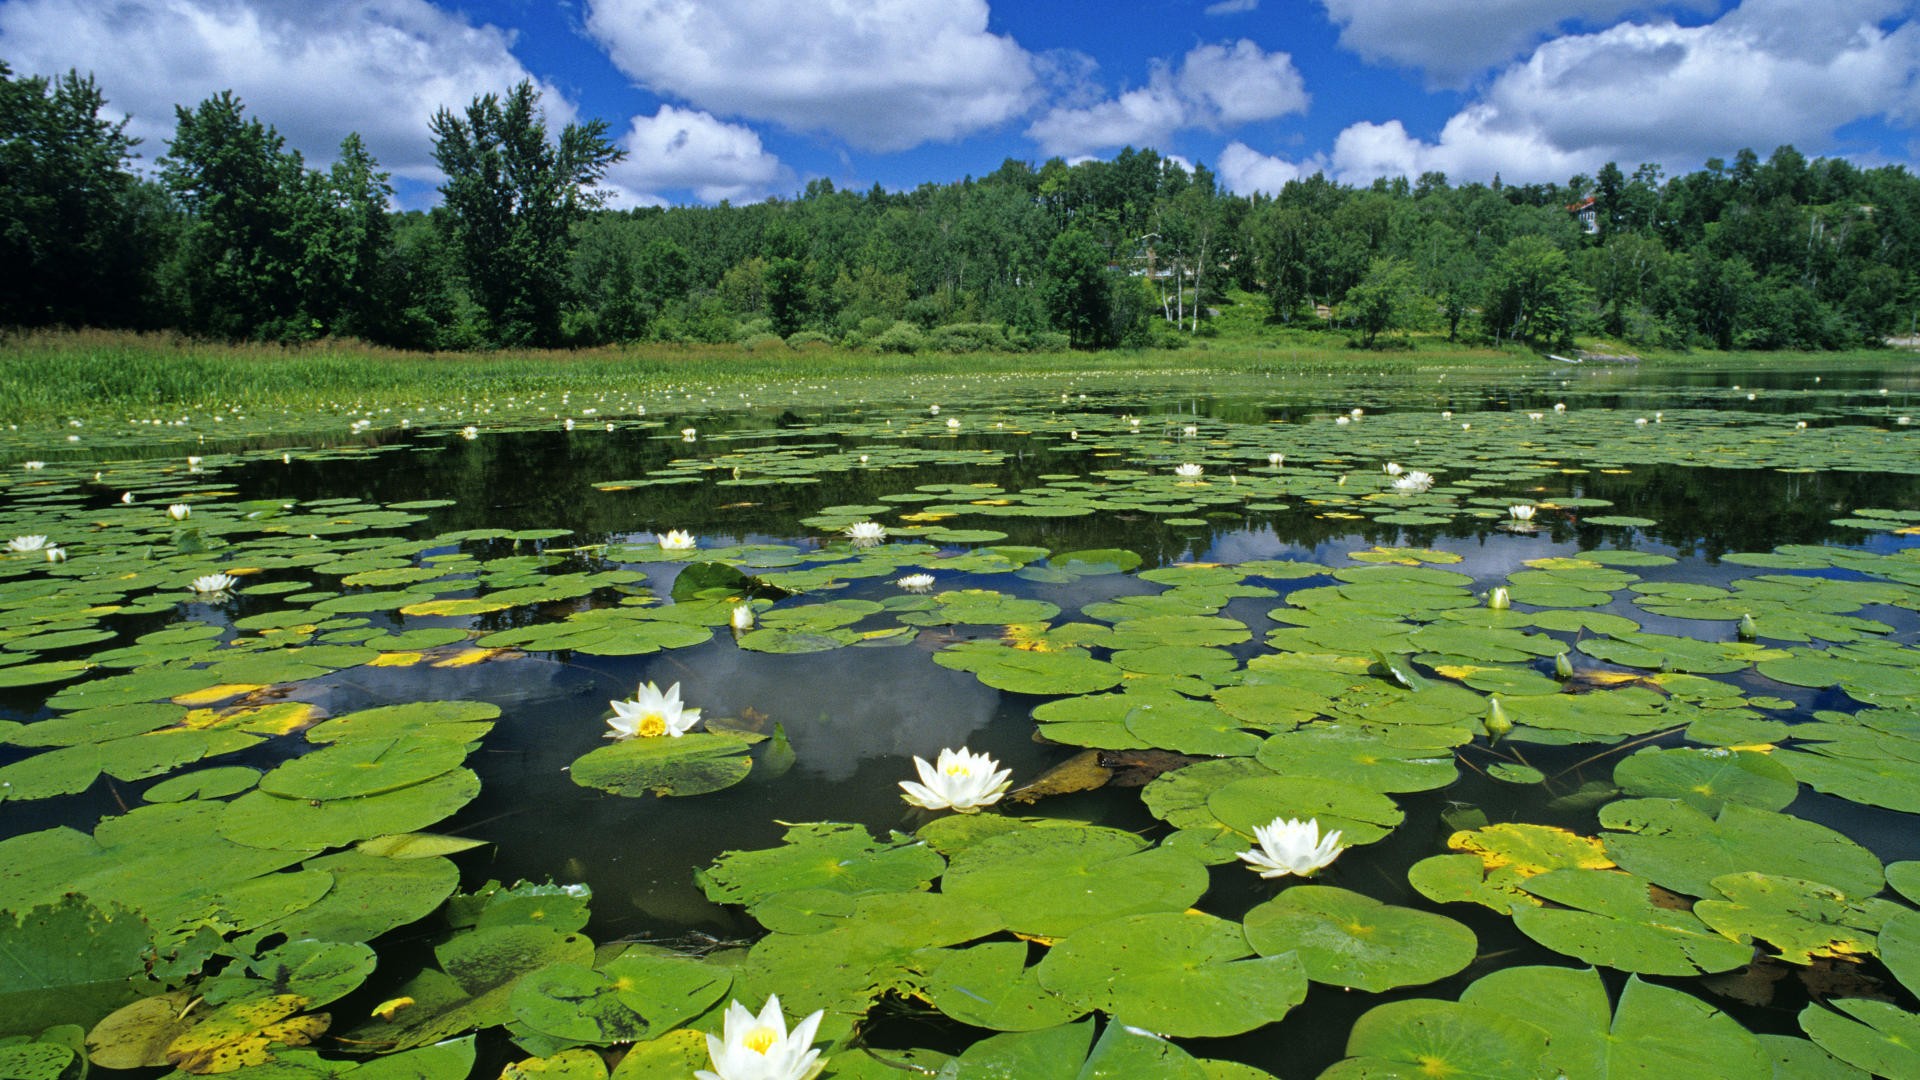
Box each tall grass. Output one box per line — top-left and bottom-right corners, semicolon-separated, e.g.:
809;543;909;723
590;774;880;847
3;328;1895;425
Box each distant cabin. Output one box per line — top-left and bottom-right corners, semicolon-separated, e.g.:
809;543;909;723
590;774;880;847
1566;195;1599;235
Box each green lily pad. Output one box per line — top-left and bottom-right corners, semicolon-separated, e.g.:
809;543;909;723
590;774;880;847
1800;999;1920;1079
1612;747;1799;812
698;822;944;907
1243;885;1477;992
918;941;1088;1031
1510;868;1758;975
569;732;763;798
1600;798;1884;899
941;825;1208;937
1035;911;1308;1037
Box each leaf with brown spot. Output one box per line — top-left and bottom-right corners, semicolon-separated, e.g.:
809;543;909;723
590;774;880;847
1005;750;1111;804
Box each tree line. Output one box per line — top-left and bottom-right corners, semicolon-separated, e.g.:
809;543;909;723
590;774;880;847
4;61;1917;353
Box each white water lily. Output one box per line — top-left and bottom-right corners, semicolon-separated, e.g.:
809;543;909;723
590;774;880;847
928;404;940;415
45;547;67;563
607;680;701;740
1441;410;1453;420
8;535;50;553
682;427;698;441
1267;452;1284;466
698;995;826;1080
845;521;887;544
900;747;1013;813
945;417;961;430
1238;817;1344;879
1173;463;1204;480
461;425;479;439
1554;402;1566;412
658;529;697;551
167;503;191;520
1508;504;1536;523
190;572;237;596
23;460;44;470
896;573;936;592
1350;407;1364;417
731;604;755;631
1334;415;1350;426
1391;470;1434;493
1181;424;1199;437
1382;462;1402;475
1528;411;1544;421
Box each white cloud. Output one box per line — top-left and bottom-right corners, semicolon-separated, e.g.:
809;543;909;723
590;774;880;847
1318;1;1920;186
583;0;1038;152
1217;141;1326;195
1205;0;1259;13
1318;0;1718;85
1027;39;1307;157
606;106;787;205
0;0;561;181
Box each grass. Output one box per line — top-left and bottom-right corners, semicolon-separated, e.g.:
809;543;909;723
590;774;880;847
1;327;1905;427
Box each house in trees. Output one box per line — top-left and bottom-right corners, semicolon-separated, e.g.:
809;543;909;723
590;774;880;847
1566;195;1600;235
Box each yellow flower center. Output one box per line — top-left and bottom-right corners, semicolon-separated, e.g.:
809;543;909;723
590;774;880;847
637;713;668;737
945;764;972;778
744;1025;778;1055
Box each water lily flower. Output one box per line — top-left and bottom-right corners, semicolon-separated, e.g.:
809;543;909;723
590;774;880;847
682;427;698;442
900;747;1013;813
120;491;133;504
45;547;67;563
563;418;575;431
1794;420;1807;430
607;680;701;740
1554;402;1566;412
167;503;191;520
658;529;697;551
1350;407;1365;418
1738;613;1758;640
186;455;203;469
1508;504;1536;523
8;535;49;553
1267;452;1284;466
23;460;44;470
896;573;936;592
929;404;940;415
1335;415;1351;426
1174;463;1204;480
190;572;237;596
845;521;887;545
731;604;755;632
1554;651;1574;679
1391;470;1434;493
698;994;826;1080
1484;697;1512;742
1635;417;1649;426
1528;411;1544;421
1237;817;1344;879
461;426;479;439
1441;410;1453;420
1487;586;1511;610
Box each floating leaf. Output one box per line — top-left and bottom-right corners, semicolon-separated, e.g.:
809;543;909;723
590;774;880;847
1242;885;1477;992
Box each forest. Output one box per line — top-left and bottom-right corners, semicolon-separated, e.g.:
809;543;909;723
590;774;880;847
4;62;1918;355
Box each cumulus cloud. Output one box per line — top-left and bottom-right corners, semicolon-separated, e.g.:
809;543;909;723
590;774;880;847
1216;141;1328;195
583;0;1038;152
1260;0;1920;189
1318;0;1718;85
0;0;560;180
1027;39;1307;157
605;106;787;205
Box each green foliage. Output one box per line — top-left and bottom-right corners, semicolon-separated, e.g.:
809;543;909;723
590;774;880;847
429;81;624;348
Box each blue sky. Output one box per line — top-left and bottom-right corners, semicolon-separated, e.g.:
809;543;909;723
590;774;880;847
2;0;1915;208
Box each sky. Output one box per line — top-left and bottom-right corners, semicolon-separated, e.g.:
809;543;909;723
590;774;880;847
1;0;1916;209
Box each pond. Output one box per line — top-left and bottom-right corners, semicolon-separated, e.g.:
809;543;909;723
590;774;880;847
3;360;1920;1079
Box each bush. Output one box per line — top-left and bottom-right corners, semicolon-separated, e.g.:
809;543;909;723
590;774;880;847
872;321;925;354
732;317;775;343
1023;330;1070;352
929;322;1010;353
739;332;787;352
785;330;834;350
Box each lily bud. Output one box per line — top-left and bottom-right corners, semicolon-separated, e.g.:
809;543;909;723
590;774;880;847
1737;613;1758;641
1553;651;1574;679
1484;697;1512;743
1487;586;1510;611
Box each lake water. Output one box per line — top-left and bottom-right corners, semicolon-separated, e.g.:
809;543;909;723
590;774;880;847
3;360;1918;1077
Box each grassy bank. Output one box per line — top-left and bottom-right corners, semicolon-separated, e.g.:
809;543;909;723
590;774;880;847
2;327;1906;427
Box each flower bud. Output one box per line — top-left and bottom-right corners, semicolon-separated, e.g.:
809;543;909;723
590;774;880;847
1737;613;1758;640
1553;651;1574;679
1487;586;1510;611
1484;697;1512;742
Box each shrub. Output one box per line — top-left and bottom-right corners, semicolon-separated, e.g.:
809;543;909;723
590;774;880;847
929;322;1010;353
785;330;835;350
739;332;787;352
872;321;925;354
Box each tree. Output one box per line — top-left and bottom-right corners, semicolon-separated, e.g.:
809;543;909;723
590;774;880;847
1482;235;1588;348
162;91;320;339
430;81;624;347
1342;258;1417;348
1041;227;1112;348
0;63;151;328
